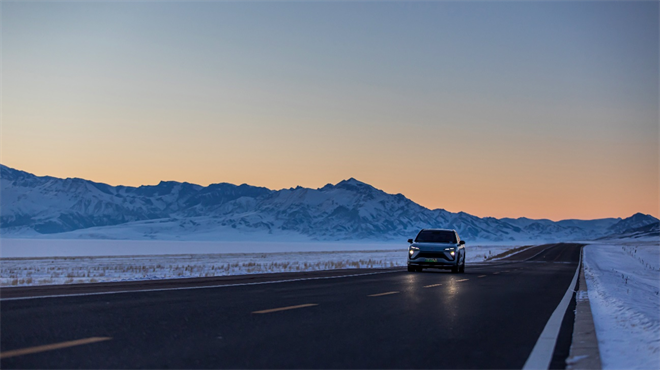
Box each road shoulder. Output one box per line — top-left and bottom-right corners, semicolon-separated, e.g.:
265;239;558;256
567;250;602;370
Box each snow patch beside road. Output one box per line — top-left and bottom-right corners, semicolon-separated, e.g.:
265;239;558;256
0;239;521;286
583;241;659;370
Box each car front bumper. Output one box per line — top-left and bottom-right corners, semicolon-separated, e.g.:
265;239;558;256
407;256;459;269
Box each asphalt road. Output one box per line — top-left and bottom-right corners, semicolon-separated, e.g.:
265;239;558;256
1;243;583;369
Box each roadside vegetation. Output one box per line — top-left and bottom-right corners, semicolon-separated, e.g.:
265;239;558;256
1;244;523;287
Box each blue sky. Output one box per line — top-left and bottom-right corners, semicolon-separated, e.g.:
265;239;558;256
3;1;658;219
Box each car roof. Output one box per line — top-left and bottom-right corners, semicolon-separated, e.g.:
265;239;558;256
420;228;456;232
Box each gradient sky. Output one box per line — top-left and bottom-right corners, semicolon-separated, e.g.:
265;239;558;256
2;1;658;220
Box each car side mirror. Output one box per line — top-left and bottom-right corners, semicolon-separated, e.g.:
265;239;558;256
407;239;413;244
459;240;466;245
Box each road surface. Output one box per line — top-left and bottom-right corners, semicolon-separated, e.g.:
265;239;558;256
1;243;582;369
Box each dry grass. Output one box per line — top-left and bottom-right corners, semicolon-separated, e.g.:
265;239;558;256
1;252;407;287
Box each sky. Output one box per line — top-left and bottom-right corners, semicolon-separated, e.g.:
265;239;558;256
2;1;658;221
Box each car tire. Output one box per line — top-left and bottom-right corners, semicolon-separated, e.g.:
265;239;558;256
451;264;459;273
459;258;466;273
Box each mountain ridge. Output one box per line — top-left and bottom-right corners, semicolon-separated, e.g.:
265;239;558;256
1;164;657;242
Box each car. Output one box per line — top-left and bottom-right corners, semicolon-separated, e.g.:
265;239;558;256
407;228;466;273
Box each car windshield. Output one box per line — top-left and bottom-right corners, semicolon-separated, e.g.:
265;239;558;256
415;230;457;243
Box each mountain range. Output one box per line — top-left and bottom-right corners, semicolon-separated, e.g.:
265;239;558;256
1;164;657;242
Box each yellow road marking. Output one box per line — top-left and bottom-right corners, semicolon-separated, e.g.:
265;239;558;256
456;279;469;282
368;291;399;297
423;284;442;288
252;303;318;314
478;275;487;278
0;337;112;359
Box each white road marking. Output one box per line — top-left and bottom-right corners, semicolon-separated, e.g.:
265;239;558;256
423;284;442;288
0;337;112;359
522;249;581;370
0;270;402;301
368;291;399;297
524;244;559;261
252;303;318;314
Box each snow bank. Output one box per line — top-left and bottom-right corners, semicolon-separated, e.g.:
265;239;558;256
583;241;660;370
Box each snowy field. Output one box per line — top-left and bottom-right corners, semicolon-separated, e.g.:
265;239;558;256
0;238;405;258
583;239;660;370
0;239;523;286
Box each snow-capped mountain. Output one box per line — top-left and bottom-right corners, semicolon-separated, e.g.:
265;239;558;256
600;222;660;240
1;164;657;242
605;213;659;235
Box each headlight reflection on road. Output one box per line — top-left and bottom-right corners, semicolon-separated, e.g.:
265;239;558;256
445;279;459;297
404;273;423;292
405;273;421;284
403;272;426;303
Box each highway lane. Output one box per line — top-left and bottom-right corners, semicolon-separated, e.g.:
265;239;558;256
1;243;583;369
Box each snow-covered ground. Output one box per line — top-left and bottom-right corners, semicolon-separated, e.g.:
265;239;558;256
0;239;523;286
0;238;404;258
583;239;660;370
0;250;408;286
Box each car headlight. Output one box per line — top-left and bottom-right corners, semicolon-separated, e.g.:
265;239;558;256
409;249;414;256
450;251;455;256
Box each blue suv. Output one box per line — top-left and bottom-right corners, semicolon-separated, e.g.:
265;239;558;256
407;229;466;273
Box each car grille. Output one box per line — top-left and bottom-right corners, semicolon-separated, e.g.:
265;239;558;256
416;251;451;261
